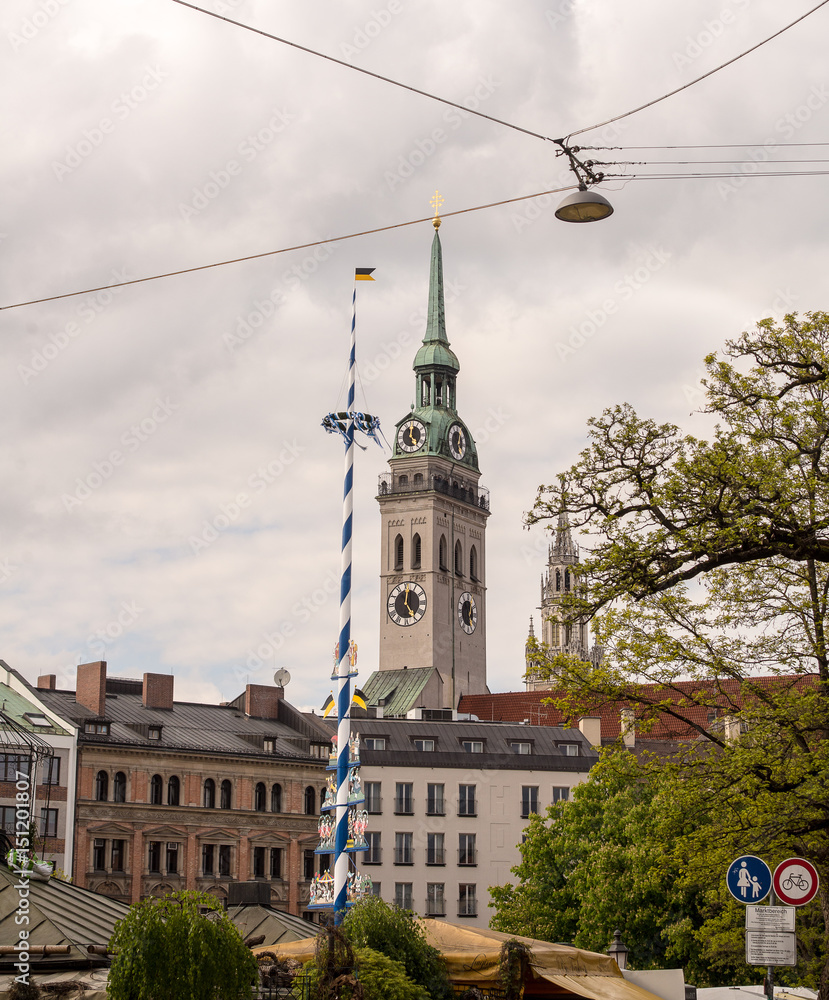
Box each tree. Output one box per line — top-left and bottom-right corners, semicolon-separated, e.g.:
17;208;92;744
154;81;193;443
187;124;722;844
107;890;257;1000
526;314;829;997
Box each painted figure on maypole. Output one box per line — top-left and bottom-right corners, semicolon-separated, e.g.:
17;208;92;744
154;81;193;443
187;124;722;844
312;266;381;921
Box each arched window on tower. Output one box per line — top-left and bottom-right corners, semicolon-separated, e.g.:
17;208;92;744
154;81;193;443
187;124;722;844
399;475;408;487
413;473;423;488
470;545;478;581
435;377;443;406
556;569;561;592
439;535;448;572
95;770;108;802
394;534;404;571
113;771;126;802
150;774;162;805
220;780;232;810
304;786;316;815
455;540;463;576
271;783;283;813
412;533;422;569
565;569;571;591
421;379;430;406
203;778;215;808
254;782;266;812
167;775;180;806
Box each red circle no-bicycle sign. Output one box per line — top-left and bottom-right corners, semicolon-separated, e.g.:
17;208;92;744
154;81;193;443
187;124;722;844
773;857;820;906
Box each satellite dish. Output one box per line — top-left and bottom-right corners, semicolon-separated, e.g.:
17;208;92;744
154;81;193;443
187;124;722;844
274;668;291;688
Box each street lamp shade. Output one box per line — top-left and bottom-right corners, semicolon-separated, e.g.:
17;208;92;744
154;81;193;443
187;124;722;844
607;929;629;971
555;187;614;223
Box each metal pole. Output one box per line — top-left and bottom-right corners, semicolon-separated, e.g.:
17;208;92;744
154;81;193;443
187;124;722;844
333;285;357;923
766;887;776;1000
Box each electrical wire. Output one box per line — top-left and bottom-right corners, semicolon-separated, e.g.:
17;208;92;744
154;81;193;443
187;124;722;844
0;184;576;312
582;141;829;150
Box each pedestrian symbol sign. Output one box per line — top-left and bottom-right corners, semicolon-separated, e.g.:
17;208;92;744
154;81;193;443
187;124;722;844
727;855;772;903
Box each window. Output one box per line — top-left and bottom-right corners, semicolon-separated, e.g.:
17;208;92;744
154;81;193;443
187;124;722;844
95;770;108;801
43;757;60;785
458;884;477;917
413;472;423;487
39;808;58;838
218;844;231;877
458;784;476;816
439;535;448;571
167;775;180;806
413;738;435;752
426;832;445;865
454;540;463;576
303;849;316;880
254;782;266;812
394;533;404;570
364;738;386;750
271;783;283;812
253;845;266;878
203;778;216;808
394;883;412;909
426;783;445;816
412;533;422;569
365;781;382;814
23;712;51;728
270;847;283;879
166;842;179;874
459;833;477;866
1;755;31;781
84;720;110;735
202;844;215;875
398;475;408;487
557;743;580;756
93;838;106;870
369;880;382;897
150;774;163;805
148;726;161;740
394;832;413;865
394;783;413;814
470;545;478;581
510;741;532;755
0;806;15;835
426;883;445;916
521;786;539;818
552;786;570;803
148;841;161;873
220;779;232;810
113;771;126;802
364;831;381;865
461;740;483;753
111;839;125;872
304;786;316;815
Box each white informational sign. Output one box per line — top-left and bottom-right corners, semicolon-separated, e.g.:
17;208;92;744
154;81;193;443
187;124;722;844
745;931;797;967
745;906;796;932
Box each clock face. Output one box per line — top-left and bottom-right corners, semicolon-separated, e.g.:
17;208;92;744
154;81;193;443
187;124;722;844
397;419;426;453
387;582;427;626
448;423;467;460
457;591;478;634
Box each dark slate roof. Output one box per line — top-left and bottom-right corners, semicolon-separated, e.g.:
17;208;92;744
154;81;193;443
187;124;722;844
353;718;598;771
0;865;128;967
226;903;318;946
35;683;326;763
360;668;438;717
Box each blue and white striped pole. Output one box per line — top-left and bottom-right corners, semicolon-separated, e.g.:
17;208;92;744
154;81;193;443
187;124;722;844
333;283;358;923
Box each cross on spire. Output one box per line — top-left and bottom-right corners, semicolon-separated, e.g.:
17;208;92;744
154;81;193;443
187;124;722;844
430;190;444;229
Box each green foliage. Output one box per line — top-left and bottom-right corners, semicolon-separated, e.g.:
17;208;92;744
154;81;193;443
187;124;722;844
343;896;453;1000
305;946;430;1000
107;890;257;1000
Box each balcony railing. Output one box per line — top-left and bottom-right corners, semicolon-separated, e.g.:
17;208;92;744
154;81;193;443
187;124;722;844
378;473;490;512
426;849;446;866
426;799;445;816
457;900;478;917
458;850;477;866
394;849;414;865
425;897;446;917
362;848;382;865
394;798;414;815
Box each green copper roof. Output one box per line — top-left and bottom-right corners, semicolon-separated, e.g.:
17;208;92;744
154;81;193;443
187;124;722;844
413;229;459;373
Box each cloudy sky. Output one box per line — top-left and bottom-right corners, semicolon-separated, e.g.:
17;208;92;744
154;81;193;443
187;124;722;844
3;0;828;711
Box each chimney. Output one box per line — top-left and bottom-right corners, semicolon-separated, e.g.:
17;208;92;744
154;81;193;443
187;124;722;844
620;708;636;748
76;661;107;716
36;674;56;691
244;684;283;720
143;673;174;711
724;715;742;743
577;716;602;747
376;698;385;720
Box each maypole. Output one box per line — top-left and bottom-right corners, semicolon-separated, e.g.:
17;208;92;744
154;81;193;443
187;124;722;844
313;267;380;923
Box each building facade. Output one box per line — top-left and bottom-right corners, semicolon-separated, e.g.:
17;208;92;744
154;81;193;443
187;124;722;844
33;661;330;915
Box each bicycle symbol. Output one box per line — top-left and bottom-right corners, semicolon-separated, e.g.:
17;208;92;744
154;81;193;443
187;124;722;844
782;873;809;892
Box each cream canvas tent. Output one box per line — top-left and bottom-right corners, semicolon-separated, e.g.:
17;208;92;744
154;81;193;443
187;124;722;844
254;919;670;1000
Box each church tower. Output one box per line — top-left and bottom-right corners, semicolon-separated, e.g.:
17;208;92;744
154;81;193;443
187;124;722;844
525;514;590;691
375;217;490;710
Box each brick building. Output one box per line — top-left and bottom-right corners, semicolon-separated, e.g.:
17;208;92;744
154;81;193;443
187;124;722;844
33;661;330;916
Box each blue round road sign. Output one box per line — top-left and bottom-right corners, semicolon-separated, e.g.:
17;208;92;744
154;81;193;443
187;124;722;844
727;855;772;903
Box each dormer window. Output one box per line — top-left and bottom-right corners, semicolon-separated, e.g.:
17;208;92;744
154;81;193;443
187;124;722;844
510;741;532;755
557;743;579;756
84;720;110;735
148;726;161;740
264;738;275;753
364;738;386;750
461;740;483;753
413;738;435;752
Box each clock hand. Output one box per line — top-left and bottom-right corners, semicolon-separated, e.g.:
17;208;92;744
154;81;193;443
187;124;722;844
404;585;414;615
408;422;416;444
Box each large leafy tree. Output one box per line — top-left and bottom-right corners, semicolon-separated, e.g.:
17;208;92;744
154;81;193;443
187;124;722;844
526;313;829;997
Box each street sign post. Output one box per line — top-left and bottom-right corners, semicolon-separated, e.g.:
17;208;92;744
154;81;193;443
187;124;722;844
745;931;797;967
773;858;820;907
745;905;796;932
727;855;772;904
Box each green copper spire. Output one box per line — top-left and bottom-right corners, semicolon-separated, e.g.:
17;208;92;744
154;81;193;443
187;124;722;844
414;227;459;373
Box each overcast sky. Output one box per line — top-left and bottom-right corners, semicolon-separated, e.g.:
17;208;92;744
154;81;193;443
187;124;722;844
3;0;829;711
